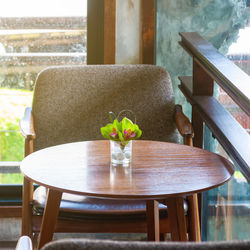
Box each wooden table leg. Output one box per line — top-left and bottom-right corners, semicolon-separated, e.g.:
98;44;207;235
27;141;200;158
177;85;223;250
165;197;188;241
146;200;160;241
37;189;62;250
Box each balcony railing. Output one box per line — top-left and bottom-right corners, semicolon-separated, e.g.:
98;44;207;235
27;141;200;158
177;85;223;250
178;32;250;182
178;32;250;241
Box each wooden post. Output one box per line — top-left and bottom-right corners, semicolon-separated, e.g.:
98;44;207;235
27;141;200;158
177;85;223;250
193;59;214;96
140;0;155;64
192;59;214;237
87;0;104;64
88;0;156;65
104;0;116;64
87;0;116;65
192;106;203;149
192;59;214;148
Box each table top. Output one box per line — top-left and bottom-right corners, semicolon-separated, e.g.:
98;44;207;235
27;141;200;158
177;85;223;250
20;140;234;200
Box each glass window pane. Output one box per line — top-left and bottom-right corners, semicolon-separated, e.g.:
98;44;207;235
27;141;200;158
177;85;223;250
216;21;250;134
227;25;250;75
0;0;87;184
202;126;250;241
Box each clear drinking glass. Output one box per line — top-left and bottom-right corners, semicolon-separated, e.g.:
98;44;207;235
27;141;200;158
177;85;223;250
110;140;132;166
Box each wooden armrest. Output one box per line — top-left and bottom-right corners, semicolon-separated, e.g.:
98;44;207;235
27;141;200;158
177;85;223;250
19;107;36;140
15;236;33;250
174;105;194;146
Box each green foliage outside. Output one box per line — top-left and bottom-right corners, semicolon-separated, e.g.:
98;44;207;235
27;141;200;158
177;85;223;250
0;88;32;184
0;119;24;161
0;121;24;184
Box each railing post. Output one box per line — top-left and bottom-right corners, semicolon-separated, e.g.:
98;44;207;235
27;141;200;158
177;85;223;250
192;106;203;149
192;59;214;148
193;59;214;96
192;59;215;233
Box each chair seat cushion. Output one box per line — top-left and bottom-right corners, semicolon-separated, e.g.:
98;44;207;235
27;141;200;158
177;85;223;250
33;186;188;220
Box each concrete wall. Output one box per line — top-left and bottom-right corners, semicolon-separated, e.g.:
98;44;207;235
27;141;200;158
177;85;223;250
116;0;141;64
0;218;21;241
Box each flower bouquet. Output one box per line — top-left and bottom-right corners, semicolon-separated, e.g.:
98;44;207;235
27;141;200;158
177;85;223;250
101;111;142;165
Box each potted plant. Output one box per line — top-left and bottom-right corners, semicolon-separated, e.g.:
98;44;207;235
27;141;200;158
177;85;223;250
101;111;142;165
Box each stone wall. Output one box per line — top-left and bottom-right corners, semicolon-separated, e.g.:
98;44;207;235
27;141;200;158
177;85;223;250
156;1;250;241
156;0;249;114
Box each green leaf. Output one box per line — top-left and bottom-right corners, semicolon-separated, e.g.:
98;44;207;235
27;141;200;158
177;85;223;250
101;113;142;142
118;130;124;141
113;119;121;131
134;129;142;139
100;127;111;139
101;124;114;139
121;117;133;132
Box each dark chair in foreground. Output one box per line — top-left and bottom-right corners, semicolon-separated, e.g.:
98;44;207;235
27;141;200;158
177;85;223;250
16;236;250;250
20;65;198;242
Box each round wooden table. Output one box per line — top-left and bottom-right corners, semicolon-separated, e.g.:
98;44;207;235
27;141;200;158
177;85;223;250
20;140;234;249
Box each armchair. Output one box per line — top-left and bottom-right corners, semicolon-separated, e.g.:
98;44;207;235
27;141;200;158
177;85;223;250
20;65;198;243
15;236;250;250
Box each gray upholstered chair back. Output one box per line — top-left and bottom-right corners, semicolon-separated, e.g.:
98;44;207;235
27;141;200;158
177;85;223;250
32;65;179;151
41;239;250;250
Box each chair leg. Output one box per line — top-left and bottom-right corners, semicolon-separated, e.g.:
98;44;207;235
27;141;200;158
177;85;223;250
33;233;39;249
225;181;232;241
22;177;33;238
160;233;167;241
187;194;201;241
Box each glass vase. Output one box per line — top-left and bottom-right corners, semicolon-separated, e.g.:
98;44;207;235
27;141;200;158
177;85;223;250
110;140;132;166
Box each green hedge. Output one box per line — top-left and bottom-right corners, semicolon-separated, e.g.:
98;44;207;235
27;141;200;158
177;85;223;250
0;88;32;184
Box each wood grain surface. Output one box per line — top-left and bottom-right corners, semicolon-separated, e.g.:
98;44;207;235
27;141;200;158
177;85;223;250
20;140;234;199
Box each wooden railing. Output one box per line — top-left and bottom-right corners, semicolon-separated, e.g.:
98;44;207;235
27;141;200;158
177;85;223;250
178;32;250;182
